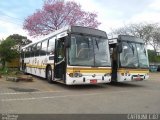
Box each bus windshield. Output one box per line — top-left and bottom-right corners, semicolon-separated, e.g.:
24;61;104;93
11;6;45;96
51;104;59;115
120;41;149;68
69;34;111;67
136;43;149;68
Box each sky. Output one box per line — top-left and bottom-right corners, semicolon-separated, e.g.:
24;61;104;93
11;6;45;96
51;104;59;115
0;0;160;40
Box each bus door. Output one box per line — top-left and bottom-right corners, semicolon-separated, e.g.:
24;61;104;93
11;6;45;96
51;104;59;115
54;38;66;80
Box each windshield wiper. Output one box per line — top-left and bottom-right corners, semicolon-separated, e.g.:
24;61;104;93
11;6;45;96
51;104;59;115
95;40;99;50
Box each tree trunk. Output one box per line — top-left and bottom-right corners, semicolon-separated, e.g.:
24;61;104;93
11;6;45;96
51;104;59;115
1;60;6;70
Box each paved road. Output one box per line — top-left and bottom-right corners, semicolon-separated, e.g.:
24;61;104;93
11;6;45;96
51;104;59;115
0;73;160;114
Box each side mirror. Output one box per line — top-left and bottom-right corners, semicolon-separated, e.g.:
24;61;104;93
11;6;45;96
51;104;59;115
118;42;122;53
64;36;70;48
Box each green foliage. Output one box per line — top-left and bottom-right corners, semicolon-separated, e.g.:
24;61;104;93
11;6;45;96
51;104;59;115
0;38;18;61
148;50;160;63
156;56;160;62
0;38;19;69
0;34;32;69
0;67;8;75
7;34;32;46
0;67;20;76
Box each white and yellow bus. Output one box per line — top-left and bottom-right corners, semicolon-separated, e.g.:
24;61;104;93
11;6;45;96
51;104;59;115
109;35;149;82
20;26;111;85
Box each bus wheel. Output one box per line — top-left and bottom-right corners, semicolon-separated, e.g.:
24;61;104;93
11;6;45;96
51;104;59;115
46;66;53;83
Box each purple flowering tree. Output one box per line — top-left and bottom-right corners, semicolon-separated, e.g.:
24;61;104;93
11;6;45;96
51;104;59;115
23;0;101;37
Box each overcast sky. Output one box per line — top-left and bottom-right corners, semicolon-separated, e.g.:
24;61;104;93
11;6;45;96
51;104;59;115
0;0;160;40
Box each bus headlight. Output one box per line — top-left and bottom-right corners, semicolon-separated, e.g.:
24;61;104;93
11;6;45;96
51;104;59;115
74;72;79;77
69;72;83;77
69;73;73;77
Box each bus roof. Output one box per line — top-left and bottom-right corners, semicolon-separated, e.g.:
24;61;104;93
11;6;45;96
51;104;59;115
118;35;144;43
22;26;107;49
70;26;107;38
22;26;70;49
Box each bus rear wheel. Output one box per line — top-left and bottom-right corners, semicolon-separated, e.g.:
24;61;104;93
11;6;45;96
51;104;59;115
46;66;54;83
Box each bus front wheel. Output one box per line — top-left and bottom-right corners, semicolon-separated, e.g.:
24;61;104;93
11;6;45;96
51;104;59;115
46;66;54;83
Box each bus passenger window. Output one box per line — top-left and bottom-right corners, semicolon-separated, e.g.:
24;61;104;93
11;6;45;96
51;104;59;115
25;47;31;58
40;40;48;56
35;43;41;56
30;45;36;57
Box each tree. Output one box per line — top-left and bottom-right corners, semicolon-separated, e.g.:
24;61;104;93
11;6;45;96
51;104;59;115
111;23;160;53
0;34;31;69
148;50;160;63
6;34;32;51
0;38;18;69
149;28;160;53
23;0;101;37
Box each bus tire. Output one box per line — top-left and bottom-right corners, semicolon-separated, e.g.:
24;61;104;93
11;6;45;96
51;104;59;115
46;66;54;83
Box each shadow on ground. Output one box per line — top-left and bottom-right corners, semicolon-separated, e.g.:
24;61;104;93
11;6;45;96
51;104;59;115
108;81;145;88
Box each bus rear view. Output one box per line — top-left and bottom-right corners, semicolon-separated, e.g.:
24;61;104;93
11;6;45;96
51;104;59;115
109;35;149;82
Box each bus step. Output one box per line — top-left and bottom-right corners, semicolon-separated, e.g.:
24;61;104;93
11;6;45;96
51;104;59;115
55;79;65;84
54;78;62;81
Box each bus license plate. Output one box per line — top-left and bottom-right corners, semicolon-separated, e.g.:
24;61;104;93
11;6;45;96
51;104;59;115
90;79;97;84
134;77;142;81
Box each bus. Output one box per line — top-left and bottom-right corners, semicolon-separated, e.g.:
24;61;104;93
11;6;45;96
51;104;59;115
109;35;149;82
20;26;111;85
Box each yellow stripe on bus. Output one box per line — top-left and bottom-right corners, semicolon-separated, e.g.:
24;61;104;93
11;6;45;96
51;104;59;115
25;64;111;73
117;68;149;73
67;67;111;73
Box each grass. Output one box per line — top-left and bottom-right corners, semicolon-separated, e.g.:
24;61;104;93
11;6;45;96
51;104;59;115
0;67;22;77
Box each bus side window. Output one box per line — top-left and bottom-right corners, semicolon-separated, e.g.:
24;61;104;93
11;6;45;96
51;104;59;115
26;47;30;58
31;45;36;57
35;42;41;56
40;40;48;56
48;37;55;55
